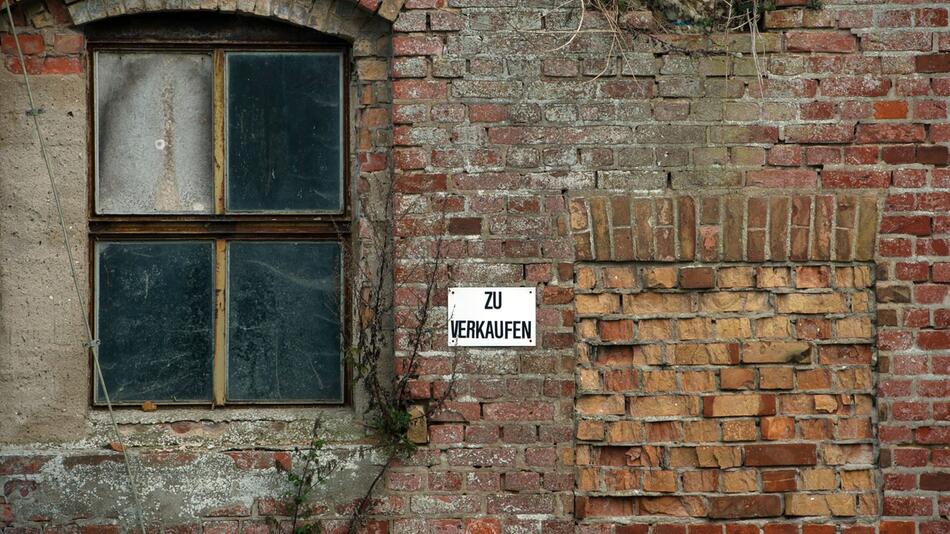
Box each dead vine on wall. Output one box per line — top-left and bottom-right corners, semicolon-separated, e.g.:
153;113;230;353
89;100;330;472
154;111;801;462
283;171;460;534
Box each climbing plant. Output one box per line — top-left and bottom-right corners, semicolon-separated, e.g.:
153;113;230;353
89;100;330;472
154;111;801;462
280;169;459;534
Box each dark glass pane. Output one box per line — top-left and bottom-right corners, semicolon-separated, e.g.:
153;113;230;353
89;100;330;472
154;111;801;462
226;52;343;213
227;241;343;402
96;242;214;403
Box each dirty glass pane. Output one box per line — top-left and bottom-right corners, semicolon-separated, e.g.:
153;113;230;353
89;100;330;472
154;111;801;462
227;241;342;402
226;52;343;213
96;52;213;214
95;241;214;403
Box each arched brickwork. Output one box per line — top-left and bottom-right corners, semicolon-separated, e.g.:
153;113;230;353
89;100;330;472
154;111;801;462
65;0;402;34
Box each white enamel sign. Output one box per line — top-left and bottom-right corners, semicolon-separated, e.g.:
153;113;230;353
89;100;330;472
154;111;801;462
448;287;536;347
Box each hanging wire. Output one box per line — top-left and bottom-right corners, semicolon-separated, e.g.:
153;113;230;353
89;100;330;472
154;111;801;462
2;6;150;533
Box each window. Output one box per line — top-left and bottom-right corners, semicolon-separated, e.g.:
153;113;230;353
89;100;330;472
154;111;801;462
89;30;349;405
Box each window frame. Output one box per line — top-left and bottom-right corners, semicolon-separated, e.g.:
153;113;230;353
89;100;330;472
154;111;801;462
86;33;353;408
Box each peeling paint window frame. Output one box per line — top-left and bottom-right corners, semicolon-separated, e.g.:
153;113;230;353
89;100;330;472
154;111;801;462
87;32;352;408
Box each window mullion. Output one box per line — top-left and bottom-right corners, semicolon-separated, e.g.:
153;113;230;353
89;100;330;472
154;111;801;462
213;48;226;216
213;238;227;405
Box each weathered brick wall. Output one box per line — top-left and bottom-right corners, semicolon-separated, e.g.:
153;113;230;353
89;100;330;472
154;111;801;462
2;0;950;532
1;0;400;530
876;163;950;528
571;195;878;526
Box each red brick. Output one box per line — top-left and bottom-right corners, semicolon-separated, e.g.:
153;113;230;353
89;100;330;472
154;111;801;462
883;146;916;164
821;170;890;188
803;526;835;534
821;76;890;97
727;525;762;534
53;33;84;55
898;78;931;97
934;262;950;282
447;217;482;235
394;173;447;193
801;101;836;120
3;55;44;75
703;395;776;417
857;124;927;143
875;101;909;119
920;145;949;165
765;9;802;28
0;455;51;475
787;31;857;53
680;267;715;289
806;147;841;165
916;284;949;304
1;34;44;55
393;36;443;56
577;496;636;518
920;332;950;350
762;470;797;492
469;104;507;123
919;7;949;26
785;124;854;144
393;80;447;100
881;522;917;534
708;496;783;519
39;56;83;75
881;216;932;236
884;496;933;516
915;100;948;120
768;145;803;166
482;402;554;421
618;525;651;534
917;54;950;72
604;369;637;391
599;320;634;342
744;444;817;466
465;519;501;534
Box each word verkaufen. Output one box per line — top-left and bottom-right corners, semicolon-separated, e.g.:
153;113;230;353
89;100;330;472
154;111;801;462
449;319;533;341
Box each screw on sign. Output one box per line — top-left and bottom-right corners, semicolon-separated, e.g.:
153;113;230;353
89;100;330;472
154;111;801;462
447;287;536;347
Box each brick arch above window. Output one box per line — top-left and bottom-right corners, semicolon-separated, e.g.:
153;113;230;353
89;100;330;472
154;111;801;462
66;0;398;41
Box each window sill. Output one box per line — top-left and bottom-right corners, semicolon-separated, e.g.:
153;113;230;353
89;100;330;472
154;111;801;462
88;404;359;425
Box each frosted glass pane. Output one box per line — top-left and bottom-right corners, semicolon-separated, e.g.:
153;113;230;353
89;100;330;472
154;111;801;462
95;241;215;403
96;52;213;214
226;52;343;213
227;241;343;402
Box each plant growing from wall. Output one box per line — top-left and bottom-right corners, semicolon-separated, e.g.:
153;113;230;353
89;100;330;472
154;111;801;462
344;192;457;534
278;166;458;534
285;419;341;534
532;0;821;86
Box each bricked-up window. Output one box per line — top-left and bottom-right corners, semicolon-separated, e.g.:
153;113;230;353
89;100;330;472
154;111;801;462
89;24;350;406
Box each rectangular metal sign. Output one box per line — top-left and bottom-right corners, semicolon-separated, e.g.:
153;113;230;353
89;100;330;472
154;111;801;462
447;287;536;347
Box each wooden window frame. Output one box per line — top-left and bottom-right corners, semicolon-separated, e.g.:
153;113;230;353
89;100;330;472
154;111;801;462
86;29;353;408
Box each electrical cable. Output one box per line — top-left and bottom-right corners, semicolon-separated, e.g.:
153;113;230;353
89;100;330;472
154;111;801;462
2;8;150;533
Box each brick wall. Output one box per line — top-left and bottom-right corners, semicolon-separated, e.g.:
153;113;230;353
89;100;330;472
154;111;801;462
2;0;950;532
571;195;878;527
876;163;950;528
